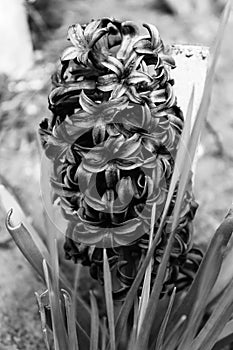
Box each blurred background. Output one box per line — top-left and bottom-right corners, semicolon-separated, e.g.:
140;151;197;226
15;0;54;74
0;0;232;349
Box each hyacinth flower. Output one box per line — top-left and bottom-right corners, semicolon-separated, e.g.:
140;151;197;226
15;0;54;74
4;3;233;349
39;17;204;300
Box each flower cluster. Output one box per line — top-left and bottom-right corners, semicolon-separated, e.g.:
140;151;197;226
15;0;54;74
40;18;202;299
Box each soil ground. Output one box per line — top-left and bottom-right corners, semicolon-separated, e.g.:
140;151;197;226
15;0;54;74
0;1;233;348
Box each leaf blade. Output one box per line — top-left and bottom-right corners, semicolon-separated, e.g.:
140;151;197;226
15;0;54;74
90;291;100;350
43;260;69;350
103;249;115;350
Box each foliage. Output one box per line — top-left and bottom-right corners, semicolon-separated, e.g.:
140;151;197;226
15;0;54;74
4;1;233;350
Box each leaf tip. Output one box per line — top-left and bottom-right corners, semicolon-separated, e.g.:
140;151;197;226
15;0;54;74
5;208;21;231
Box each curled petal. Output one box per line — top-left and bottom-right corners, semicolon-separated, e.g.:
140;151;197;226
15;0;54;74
160;53;176;67
115;134;141;159
116;158;144;170
97;83;118;92
49;86;81;105
92;120;106;145
121;21;139;36
84;188;107;211
83;20;101;41
143;23;163;51
89;27;109;48
124;51;138;70
97;73;118;86
116;22;139;61
127;71;152;85
125;86;142;104
50;178;78;198
134;47;154;55
61;46;78;62
110;84;127;99
73;222;105;245
101;56;124;76
149;89;166;104
75;163;93;190
79;91;96;113
68;24;85;47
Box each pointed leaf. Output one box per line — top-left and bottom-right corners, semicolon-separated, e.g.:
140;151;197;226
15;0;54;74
115;68;195;345
43;260;69;350
62;289;79;350
101;317;108;350
0;184;48;257
90;291;100;350
165;206;233;349
103;249;115;350
190;268;233;350
35;291;51;350
6;210;92;334
137;203;156;332
155;288;176;350
212;319;233;350
6;210;46;280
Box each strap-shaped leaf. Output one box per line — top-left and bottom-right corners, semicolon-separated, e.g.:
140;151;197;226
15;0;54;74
190;265;233;350
43;260;69;350
155;288;176;350
164;2;232;347
35;291;51;350
90;291;100;350
103;249;115;350
164;206;233;350
6;209;46;280
137;203;156;332
212;319;233;350
62;289;80;350
5;209;91;334
136;88;196;348
115;72;195;345
0;183;48;256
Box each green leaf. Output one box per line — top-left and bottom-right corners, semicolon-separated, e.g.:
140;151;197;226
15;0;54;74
136;115;195;349
217;319;233;343
162;315;187;350
155;288;176;350
72;263;82;326
190;268;233;350
103;249;115;350
43;260;69;350
35;291;51;350
165;206;233;350
5;210;92;336
115;66;195;348
115;219;162;344
164;2;232;346
187;0;231;165
212;319;233;350
101;317;108;350
90;291;100;350
0;183;48;257
129;298;139;350
62;289;80;350
6;209;46;281
137;203;156;332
